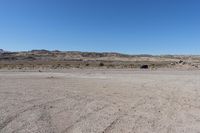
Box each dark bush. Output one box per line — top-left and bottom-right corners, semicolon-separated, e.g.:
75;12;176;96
140;65;149;69
99;62;104;67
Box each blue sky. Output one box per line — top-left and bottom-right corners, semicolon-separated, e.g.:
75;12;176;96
0;0;200;54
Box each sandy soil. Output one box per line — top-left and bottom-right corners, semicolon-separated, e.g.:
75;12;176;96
1;69;200;133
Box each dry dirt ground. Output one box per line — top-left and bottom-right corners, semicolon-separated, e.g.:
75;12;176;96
1;69;200;133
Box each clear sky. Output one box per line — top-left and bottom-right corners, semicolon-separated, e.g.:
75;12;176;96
0;0;200;54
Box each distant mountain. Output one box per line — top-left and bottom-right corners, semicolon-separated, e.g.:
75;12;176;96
0;49;4;53
30;49;50;54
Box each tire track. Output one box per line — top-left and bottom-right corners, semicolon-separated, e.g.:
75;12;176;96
61;104;109;133
0;97;64;132
102;116;121;133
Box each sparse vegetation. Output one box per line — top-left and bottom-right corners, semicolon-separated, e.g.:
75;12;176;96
0;50;199;70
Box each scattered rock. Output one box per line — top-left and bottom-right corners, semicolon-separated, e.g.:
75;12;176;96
47;76;55;79
192;64;199;68
182;62;186;65
179;60;184;64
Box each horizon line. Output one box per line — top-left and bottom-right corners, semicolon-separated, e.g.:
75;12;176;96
1;48;200;56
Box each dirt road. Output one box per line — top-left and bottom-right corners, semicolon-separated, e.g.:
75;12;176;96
1;69;200;133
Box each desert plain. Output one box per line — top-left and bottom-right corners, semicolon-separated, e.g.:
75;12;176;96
1;69;200;133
